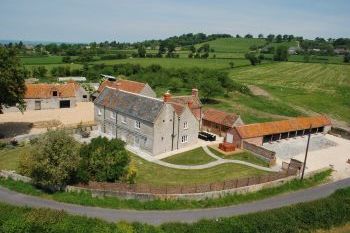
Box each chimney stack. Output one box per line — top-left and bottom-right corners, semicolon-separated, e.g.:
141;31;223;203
188;99;193;108
115;82;121;90
163;90;171;102
192;88;198;97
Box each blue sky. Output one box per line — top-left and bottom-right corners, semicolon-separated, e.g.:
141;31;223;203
0;0;349;43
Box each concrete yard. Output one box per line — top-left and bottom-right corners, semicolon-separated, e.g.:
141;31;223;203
0;102;94;138
266;134;350;179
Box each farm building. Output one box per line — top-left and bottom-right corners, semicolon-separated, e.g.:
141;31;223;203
3;81;89;112
228;116;332;148
202;108;243;136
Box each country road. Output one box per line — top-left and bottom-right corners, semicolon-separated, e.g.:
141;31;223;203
1;178;350;225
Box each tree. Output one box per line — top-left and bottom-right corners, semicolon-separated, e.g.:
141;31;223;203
258;34;264;39
229;61;235;68
245;34;253;38
199;78;223;102
274;46;289;61
77;136;130;183
188;52;193;58
0;47;27;113
62;56;72;63
236;34;241;38
344;52;350;63
189;45;196;53
19;130;81;191
276;34;283;43
137;46;146;58
266;34;275;42
31;66;47;78
245;52;259;65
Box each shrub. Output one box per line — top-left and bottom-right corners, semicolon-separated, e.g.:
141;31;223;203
19;130;80;191
78;137;130;183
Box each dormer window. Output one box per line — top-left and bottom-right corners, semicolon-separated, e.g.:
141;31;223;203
52;91;58;97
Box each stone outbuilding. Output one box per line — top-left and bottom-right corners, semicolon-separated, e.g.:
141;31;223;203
228;116;332;148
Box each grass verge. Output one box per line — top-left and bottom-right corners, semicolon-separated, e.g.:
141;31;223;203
0;169;332;210
0;178;349;233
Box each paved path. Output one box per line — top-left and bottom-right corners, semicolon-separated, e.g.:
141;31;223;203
1;178;349;225
127;145;279;172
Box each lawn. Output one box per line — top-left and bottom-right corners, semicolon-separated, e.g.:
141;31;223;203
20;55;65;65
208;147;270;167
0;146;28;171
161;147;216;165
132;152;268;186
230;62;350;124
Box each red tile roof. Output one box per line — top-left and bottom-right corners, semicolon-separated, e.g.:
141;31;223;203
170;102;185;116
25;83;77;99
97;79;146;94
235;116;331;139
203;108;239;127
169;95;202;119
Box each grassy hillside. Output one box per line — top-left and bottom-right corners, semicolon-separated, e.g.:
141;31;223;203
230;62;350;124
196;38;267;53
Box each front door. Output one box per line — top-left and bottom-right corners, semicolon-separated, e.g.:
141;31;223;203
34;101;41;110
59;100;70;108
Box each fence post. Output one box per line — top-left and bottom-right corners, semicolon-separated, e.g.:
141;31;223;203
247;177;250;186
234;179;238;188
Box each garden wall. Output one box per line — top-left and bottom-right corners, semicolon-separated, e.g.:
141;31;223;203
242;141;276;166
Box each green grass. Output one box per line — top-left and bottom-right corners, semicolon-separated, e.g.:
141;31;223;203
0;169;332;211
208;147;269;167
230;62;350;123
268;40;298;49
0;146;28;171
90;57;251;69
196;38;267;53
162;147;216;165
20;55;64;65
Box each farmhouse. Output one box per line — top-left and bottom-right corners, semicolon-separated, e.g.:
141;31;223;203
228;116;332;148
96;78;156;98
3;81;89;112
202;108;243;136
94;87;199;156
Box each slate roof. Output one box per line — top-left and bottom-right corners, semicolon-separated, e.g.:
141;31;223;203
25;83;78;99
94;87;164;123
97;79;146;94
203;108;239;127
235;116;331;139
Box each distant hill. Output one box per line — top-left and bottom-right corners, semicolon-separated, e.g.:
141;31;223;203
195;38;267;53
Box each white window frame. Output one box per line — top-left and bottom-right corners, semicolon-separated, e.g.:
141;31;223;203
97;108;102;116
183;121;188;130
122;115;127;124
135;120;141;129
181;135;188;143
110;111;116;119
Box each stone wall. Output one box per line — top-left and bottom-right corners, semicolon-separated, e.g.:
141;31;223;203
242;141;276;166
0;170;31;183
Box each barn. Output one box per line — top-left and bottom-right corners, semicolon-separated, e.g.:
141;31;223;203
228;116;332;148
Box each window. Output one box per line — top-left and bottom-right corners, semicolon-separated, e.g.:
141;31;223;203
183;121;188;129
97;108;102;116
122;115;127;124
135;121;141;129
181;135;188;143
83;95;87;98
52;91;58;97
110;111;116;119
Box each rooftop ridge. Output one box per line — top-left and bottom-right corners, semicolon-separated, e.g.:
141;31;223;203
105;86;163;102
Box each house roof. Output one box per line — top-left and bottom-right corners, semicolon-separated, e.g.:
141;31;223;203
234;116;331;139
169;95;202;119
97;79;146;94
203;108;239;127
24;83;78;99
94;87;164;123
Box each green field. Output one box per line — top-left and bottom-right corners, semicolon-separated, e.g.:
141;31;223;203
230;62;350;123
162;147;216;165
0;146;27;171
20;55;64;65
196;38;267;53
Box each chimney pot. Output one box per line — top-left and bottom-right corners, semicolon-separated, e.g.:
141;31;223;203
192;88;198;97
163;90;171;102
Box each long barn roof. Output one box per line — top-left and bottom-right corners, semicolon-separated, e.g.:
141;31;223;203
235;116;331;139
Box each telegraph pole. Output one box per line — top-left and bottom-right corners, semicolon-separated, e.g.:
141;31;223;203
301;124;312;180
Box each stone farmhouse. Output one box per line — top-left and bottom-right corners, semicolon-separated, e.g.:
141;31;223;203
3;81;89;112
94;87;199;155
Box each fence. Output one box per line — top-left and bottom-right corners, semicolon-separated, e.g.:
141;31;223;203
242;141;276;166
72;169;297;196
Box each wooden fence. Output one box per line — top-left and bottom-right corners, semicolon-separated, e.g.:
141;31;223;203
74;169;297;195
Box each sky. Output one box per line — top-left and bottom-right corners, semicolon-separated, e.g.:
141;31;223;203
0;0;349;43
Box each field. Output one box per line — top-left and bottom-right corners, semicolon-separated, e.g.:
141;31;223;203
229;62;350;124
196;38;266;53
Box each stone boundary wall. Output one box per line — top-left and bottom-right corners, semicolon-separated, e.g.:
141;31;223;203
330;127;350;140
242;141;276;166
0;170;31;183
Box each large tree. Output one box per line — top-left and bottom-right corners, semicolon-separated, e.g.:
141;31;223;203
274;46;289;61
0;47;27;113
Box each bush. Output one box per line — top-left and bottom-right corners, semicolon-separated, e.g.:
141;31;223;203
19;130;80;191
77;137;130;183
0;140;6;149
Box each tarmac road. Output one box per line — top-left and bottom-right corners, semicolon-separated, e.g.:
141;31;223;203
1;178;350;225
